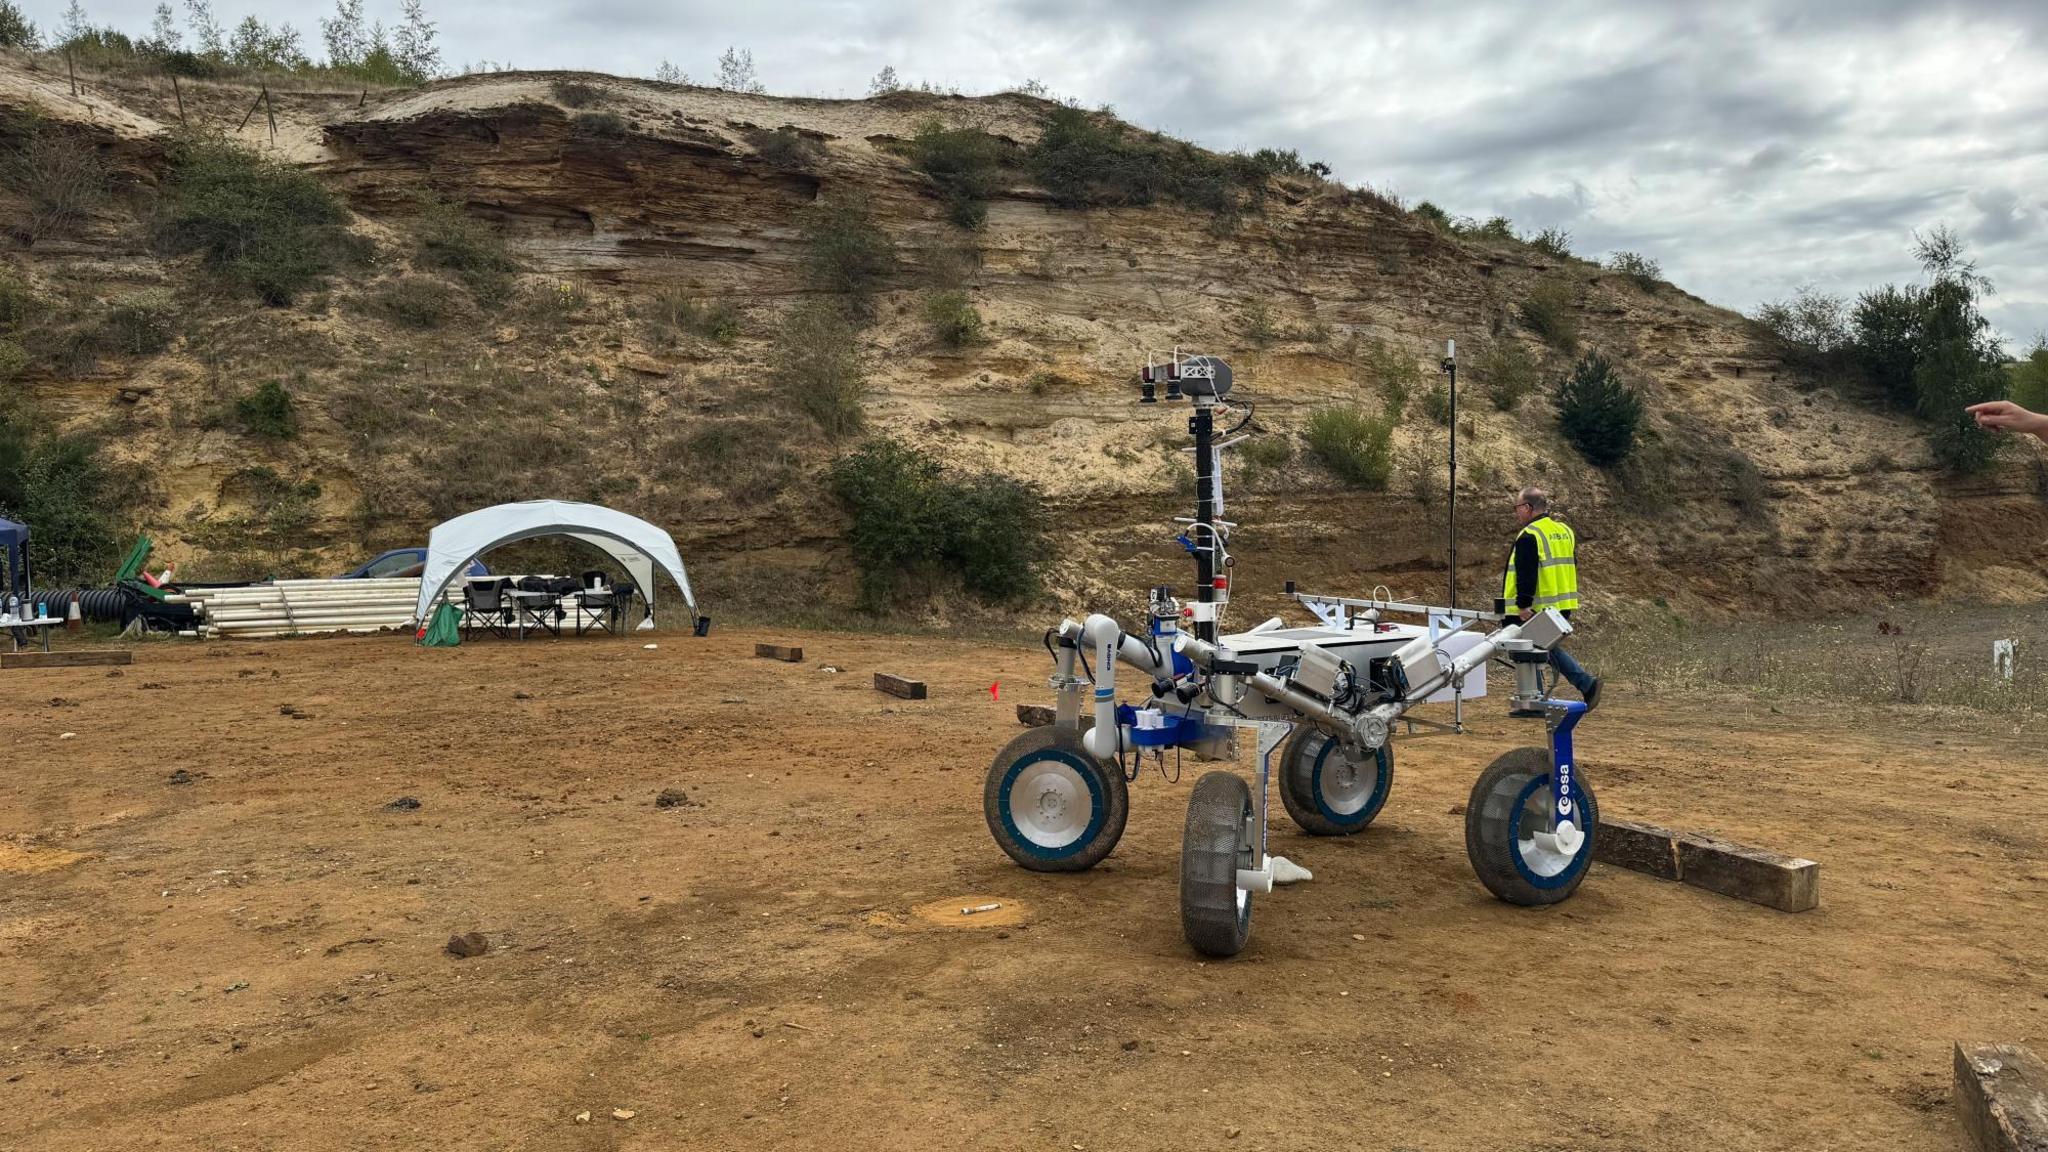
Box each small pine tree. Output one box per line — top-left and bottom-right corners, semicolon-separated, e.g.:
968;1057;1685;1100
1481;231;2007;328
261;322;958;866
1556;351;1642;467
59;0;88;45
184;0;222;55
145;2;180;52
0;0;41;49
868;65;899;96
392;0;438;80
320;0;364;68
717;46;765;93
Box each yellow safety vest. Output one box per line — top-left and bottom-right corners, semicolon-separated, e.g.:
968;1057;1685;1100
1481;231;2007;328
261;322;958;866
1502;515;1580;613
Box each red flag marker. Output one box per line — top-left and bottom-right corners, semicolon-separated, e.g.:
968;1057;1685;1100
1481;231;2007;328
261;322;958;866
989;682;1000;701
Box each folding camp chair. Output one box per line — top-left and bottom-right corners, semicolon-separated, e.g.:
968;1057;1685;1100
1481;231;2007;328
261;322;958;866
513;575;562;638
461;581;509;639
574;570;617;636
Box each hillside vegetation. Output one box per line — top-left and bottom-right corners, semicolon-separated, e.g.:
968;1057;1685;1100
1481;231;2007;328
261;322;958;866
1;47;2044;622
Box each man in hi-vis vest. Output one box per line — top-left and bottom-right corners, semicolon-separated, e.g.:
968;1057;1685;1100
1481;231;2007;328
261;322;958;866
1502;486;1602;709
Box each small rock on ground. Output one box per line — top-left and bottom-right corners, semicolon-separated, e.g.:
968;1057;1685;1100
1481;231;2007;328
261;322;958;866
655;788;690;809
386;796;422;811
445;932;489;959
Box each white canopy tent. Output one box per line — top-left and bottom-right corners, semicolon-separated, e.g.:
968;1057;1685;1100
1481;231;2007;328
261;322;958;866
412;501;699;629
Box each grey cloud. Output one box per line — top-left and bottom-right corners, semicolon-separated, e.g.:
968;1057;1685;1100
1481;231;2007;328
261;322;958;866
22;0;2048;342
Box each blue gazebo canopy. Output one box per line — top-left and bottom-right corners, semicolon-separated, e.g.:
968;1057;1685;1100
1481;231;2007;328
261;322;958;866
0;517;28;600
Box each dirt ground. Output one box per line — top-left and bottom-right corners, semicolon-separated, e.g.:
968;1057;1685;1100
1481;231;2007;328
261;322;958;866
3;627;2042;1151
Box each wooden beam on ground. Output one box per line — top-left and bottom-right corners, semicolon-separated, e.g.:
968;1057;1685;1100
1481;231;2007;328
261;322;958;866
1016;704;1055;727
3;650;132;669
753;643;803;663
1674;831;1819;912
1594;818;1681;881
874;673;926;701
1956;1042;2048;1152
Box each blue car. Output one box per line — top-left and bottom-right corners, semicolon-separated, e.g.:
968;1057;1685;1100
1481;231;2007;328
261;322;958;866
340;549;489;580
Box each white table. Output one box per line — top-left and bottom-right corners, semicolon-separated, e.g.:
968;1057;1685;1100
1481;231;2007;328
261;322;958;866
2;616;59;652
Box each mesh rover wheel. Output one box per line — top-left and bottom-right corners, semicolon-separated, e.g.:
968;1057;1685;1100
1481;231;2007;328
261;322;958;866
984;726;1129;872
1277;726;1393;836
1180;771;1256;957
1464;746;1597;906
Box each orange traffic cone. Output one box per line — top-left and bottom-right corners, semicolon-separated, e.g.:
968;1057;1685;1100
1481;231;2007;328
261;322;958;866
66;595;81;631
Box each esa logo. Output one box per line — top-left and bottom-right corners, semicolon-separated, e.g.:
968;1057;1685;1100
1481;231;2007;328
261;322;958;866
1556;760;1574;816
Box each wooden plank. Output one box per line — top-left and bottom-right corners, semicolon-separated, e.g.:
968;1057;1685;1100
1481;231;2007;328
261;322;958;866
1016;704;1056;728
754;643;803;663
1675;831;1819;912
874;672;927;701
3;650;133;669
1956;1042;2048;1152
1594;818;1681;881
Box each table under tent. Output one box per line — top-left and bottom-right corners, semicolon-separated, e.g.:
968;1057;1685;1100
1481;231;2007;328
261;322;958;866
412;501;707;644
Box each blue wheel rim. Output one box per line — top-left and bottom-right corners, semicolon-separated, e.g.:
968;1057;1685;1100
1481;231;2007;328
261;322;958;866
1310;737;1391;828
997;747;1107;861
1505;773;1593;889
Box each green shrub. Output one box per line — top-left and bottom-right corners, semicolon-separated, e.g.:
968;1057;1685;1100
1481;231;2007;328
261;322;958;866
2011;339;2048;413
1025;105;1263;216
1851;230;2006;472
235;378;296;439
1305;405;1394;488
1521;277;1579;351
1025;369;1075;394
0;268;32;336
153;135;358;305
1607;251;1661;291
414;199;519;307
97;291;178;355
1421;383;1452;426
572;111;630;138
801;193;893;306
924;289;984;347
1556;352;1642;467
522;278;589;327
0;1;39;50
550;80;604;107
773;301;866;436
827;437;1045;608
1529;228;1574;259
1238;434;1291;484
1753;287;1854;380
369;275;454;329
0;418;126;583
1;121;109;242
1243;298;1276;347
643;291;741;345
191;466;323;578
906;120;1009;228
1411;201;1452;231
24;292;176;374
1469;216;1516;242
1360;339;1420;418
1475;341;1539;411
745;126;824;170
1852;284;1926;408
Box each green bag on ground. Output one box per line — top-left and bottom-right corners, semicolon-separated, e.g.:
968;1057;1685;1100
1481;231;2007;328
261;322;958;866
419;602;462;647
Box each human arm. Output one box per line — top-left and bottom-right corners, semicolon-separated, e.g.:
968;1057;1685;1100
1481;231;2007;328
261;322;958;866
1968;401;2048;444
1513;533;1538;620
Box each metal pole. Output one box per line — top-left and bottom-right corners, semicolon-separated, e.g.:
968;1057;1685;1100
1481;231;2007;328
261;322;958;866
1442;339;1458;612
1193;394;1217;645
1442;339;1461;732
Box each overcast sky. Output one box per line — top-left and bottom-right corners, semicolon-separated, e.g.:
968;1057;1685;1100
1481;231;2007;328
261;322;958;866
28;0;2048;346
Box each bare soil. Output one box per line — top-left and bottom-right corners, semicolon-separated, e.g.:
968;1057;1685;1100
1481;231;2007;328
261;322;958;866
3;629;2041;1150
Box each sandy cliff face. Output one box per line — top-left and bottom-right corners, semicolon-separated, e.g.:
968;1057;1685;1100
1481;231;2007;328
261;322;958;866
3;60;2042;619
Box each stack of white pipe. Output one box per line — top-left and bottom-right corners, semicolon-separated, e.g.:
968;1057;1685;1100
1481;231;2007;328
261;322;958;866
170;578;424;639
